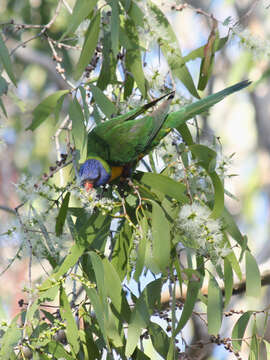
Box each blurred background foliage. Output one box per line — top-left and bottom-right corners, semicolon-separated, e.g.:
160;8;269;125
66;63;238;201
1;0;270;359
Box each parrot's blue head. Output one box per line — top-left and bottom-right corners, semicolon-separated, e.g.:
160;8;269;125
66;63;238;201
79;158;111;190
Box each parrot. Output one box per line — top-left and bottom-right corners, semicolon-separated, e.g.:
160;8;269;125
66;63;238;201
79;80;251;190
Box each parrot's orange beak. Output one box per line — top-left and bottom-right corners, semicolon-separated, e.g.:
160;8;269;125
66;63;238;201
84;180;94;191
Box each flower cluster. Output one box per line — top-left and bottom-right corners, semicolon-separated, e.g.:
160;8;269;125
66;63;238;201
235;28;270;60
175;202;230;265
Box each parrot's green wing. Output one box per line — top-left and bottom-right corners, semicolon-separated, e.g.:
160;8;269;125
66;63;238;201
94;94;174;164
87;91;174;160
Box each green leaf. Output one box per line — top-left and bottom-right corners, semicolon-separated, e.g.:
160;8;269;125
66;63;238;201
147;1;199;98
111;220;132;281
124;19;147;97
69;98;87;160
232;311;252;351
0;314;21;360
198;22;218;91
74;11;101;80
222;207;244;247
125;294;149;357
55;192;70;237
61;0;98;40
207;276;223;335
46;341;74;360
208;171;224;219
174;280;200;334
111;0;120;57
89;84;116;118
226;249;242;281
137;172;189;203
0;33;17;86
84;286;110;350
0;76;8;95
103;257;123;313
0;97;7;117
189;144;217;170
152;201;171;272
249;321;259;360
264;340;270;360
246;251;261;297
60;288;80;355
27;90;69;131
90;252;106;301
149;322;170;358
224;258;233;308
39;243;85;290
134;216;148;281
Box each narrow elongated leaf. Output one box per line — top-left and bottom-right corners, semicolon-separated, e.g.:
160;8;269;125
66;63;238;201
39;243;85;290
60;288;80;355
222;207;244;246
232;311;252;351
264;340;270;360
148;2;199;98
69;98;87;160
0;97;7;117
90;252;106;301
134;216;148;281
249;321;259;360
46;341;74;360
61;0;98;39
125;295;149;357
174;280;200;334
149;322;170;358
84;286;110;349
207;276;223;335
55;192;70;236
124;19;147;97
27;90;69;131
0;33;17;86
224;258;233;307
138;172;189;203
226;249;242;281
74;11;101;80
103;257;122;313
0;314;21;360
208;171;224;219
152;201;171;272
89;84;116;118
246;251;261;297
198;20;218;91
0;76;8;95
111;0;119;57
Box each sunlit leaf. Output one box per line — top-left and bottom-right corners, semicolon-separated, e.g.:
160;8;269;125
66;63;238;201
69;98;87;160
55;192;70;237
27;90;69;131
246;251;261;297
207;276;223;335
89;84;116;118
0;33;16;86
60;288;80;355
232;311;252;351
224;258;233;308
174;280;201;334
0;314;21;360
111;0;120;57
152;201;171;272
147;1;199;98
74;11;101;80
61;0;98;39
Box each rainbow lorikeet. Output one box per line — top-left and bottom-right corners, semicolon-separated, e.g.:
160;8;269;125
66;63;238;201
79;80;250;190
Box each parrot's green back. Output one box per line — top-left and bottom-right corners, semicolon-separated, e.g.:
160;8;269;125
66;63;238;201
87;80;251;165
